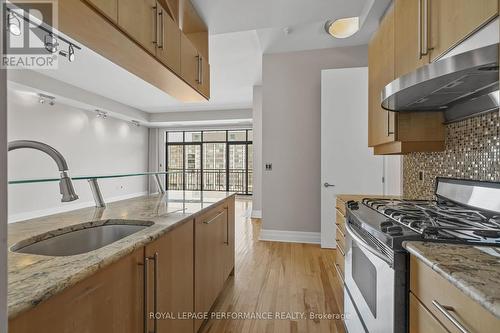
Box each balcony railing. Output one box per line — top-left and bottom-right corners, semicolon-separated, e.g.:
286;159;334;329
166;168;252;194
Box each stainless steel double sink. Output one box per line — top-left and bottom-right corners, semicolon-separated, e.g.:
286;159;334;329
11;220;154;256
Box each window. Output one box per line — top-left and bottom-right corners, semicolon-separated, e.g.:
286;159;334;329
166;129;253;194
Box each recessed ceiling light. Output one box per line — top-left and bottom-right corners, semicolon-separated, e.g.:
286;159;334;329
38;93;55;105
325;17;359;39
95;110;108;119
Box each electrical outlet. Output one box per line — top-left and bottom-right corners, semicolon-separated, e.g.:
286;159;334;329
265;163;272;171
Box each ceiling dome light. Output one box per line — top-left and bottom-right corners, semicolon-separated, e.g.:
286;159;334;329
7;12;21;36
325;17;359;39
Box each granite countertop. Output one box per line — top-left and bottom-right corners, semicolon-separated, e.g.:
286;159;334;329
404;241;500;319
8;190;235;319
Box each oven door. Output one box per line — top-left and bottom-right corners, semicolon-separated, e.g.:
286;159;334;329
344;221;395;333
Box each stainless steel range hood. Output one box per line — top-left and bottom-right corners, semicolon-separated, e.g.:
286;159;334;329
381;43;499;123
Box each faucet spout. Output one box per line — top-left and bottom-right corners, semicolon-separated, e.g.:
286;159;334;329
8;140;79;202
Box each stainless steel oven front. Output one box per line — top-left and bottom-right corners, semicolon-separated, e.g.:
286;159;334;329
343;219;405;333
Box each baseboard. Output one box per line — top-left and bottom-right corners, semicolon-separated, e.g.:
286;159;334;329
259;229;321;244
251;210;262;218
8;191;148;223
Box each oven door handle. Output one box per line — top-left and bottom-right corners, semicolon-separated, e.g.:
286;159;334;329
345;221;393;267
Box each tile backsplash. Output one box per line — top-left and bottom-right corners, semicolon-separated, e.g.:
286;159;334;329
403;112;500;199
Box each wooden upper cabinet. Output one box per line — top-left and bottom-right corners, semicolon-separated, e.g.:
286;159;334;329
156;1;181;74
368;5;396;147
118;0;157;55
429;0;498;61
9;248;144;333
394;0;431;77
145;220;194;333
85;0;118;23
181;33;200;89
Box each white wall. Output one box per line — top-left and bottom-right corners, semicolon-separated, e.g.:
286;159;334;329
251;86;262;218
7;87;149;222
262;45;368;233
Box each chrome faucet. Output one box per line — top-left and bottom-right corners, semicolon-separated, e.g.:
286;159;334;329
8;140;79;202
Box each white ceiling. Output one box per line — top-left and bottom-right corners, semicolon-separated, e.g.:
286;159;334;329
28;0;390;115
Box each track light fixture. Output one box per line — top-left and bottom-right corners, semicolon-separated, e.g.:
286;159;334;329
59;44;76;62
44;34;59;53
38;93;56;106
7;12;21;36
130;120;140;127
95;110;108;119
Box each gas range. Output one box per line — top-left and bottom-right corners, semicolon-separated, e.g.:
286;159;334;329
342;177;500;333
346;178;500;251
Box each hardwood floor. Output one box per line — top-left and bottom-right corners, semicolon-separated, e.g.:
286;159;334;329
200;198;345;333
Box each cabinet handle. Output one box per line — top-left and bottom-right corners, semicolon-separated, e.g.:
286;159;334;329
224;207;229;245
143;257;150;333
200;56;203;84
195;55;200;83
387;112;394;136
152;6;158;45
204;210;225;224
419;0;432;58
144;253;159;333
432;300;471;333
336;243;345;256
158;9;164;49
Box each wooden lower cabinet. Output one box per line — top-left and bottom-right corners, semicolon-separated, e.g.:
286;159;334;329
145;220;194;333
410;255;500;333
9;248;144;333
194;199;235;332
9;197;236;333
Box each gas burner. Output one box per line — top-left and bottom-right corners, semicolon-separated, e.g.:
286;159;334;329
362;196;500;245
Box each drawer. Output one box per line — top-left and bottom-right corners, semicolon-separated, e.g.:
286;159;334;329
335;245;345;281
335;225;346;253
410;255;500;333
409;292;448;333
336;198;346;215
335;209;346;235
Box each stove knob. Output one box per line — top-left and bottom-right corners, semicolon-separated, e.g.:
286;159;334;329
386;225;403;236
380;221;393;228
387;226;403;233
347;201;359;210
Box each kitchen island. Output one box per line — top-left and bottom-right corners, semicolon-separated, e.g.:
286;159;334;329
8;190;235;333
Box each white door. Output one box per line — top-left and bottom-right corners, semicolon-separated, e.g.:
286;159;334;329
320;67;384;248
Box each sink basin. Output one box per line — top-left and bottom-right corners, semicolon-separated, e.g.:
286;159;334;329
11;220;154;256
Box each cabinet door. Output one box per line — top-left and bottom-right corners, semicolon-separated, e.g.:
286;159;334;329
156;2;181;74
429;0;498;61
145;220;194;333
9;249;144;333
394;0;430;77
368;5;396;147
195;206;227;332
86;0;118;23
198;55;210;98
181;34;199;88
118;0;157;54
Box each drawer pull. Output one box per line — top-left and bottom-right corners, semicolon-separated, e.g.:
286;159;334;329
336;225;345;238
334;263;344;281
432;300;471;333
